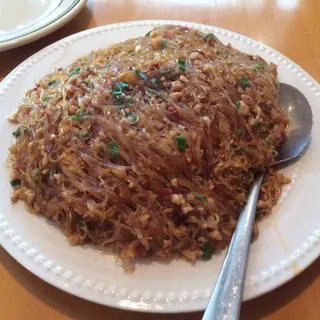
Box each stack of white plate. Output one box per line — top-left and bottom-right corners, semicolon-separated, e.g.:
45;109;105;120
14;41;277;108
0;0;87;51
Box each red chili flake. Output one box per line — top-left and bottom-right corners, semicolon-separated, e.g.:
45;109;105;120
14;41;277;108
33;84;40;91
157;188;172;199
149;63;160;71
166;105;182;122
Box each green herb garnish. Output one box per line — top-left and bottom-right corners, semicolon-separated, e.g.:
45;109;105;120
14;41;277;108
199;33;216;40
249;55;254;60
76;131;92;138
256;211;263;220
135;70;148;80
253;63;265;71
236;128;244;138
230;143;237;149
266;136;272;145
12;127;21;138
69;67;80;77
239;76;248;89
195;194;206;201
125;97;134;105
111;82;129;105
175;135;187;152
254;120;263;129
235;101;241;110
41;95;49;102
177;59;186;71
201;242;212;261
127;112;138;124
160;39;167;49
111;90;123;105
145;30;152;37
69;111;89;121
10;179;21;187
145;88;162;97
32;169;40;184
48;80;58;86
237;147;250;154
111;89;122;96
114;95;124;105
115;82;129;90
158;69;172;74
78;220;87;229
108;141;119;159
150;78;161;86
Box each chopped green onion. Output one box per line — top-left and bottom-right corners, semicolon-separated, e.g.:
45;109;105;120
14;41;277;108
108;141;119;159
201;242;212;261
158;69;172;74
266;136;272;145
69;67;81;77
256;211;263;220
111;89;122;96
195;194;206;201
115;82;129;90
145;30;152;37
76;131;92;138
230;143;237;148
135;70;148;80
254;120;263;129
235;101;241;110
199;33;216;40
111;82;129;105
12;127;21;138
125;97;134;105
160;39;167;49
239;76;248;89
127;111;138;124
202;250;212;260
114;95;124;105
48;80;58;86
237;147;250;154
10;179;21;187
69;111;89;121
145;88;162;97
253;63;265;71
175;135;187;152
78;220;87;229
249;55;254;60
32;169;40;184
111;88;124;105
236;128;244;138
150;78;161;86
41;95;49;102
177;59;186;71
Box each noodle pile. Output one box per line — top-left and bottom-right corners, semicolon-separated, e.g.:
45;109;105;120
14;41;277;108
8;25;290;265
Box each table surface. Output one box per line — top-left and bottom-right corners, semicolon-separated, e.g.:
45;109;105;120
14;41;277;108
1;0;320;319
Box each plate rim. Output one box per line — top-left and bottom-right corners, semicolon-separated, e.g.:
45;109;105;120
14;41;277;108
0;0;87;52
0;20;319;313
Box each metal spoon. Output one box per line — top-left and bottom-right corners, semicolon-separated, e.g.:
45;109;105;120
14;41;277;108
202;83;313;320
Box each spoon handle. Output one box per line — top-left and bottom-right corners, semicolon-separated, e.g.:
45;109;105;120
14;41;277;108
202;172;264;320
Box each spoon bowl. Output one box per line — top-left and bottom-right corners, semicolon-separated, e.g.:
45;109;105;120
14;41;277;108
202;83;313;320
276;83;313;164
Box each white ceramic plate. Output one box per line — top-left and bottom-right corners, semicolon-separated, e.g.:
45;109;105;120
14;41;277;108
0;20;319;313
0;0;87;52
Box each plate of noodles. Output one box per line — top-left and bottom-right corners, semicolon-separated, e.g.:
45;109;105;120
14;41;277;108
0;21;319;312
